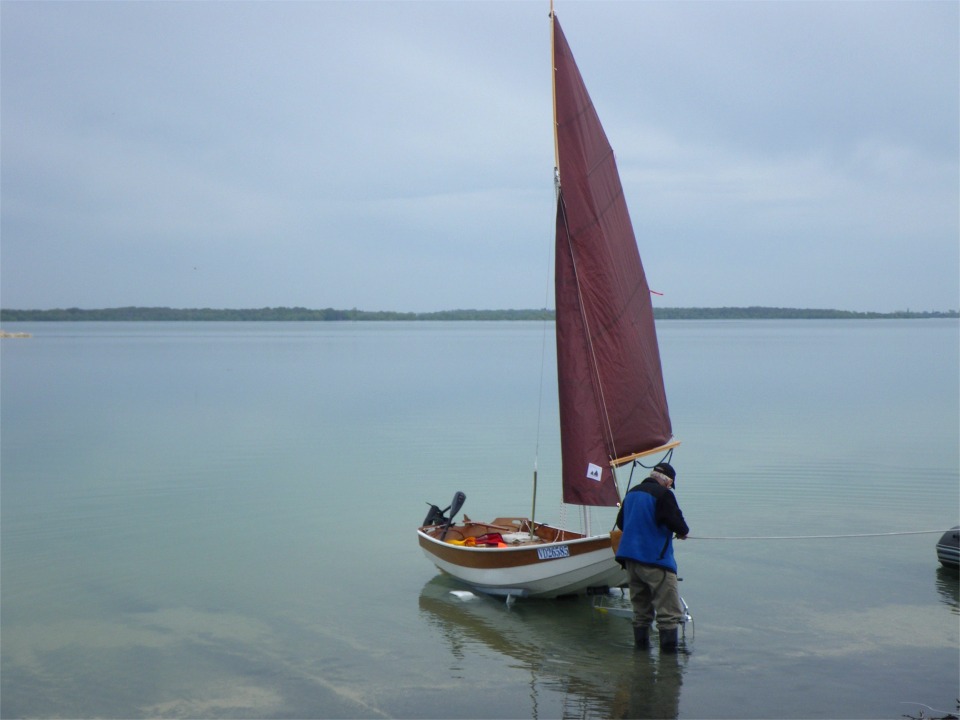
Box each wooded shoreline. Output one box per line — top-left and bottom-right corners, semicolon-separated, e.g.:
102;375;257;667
1;307;957;322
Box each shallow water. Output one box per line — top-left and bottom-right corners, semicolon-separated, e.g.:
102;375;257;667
2;320;957;718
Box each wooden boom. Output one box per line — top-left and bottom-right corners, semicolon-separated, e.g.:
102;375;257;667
611;440;682;468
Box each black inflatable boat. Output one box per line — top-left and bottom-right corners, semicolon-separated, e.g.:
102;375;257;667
936;526;959;569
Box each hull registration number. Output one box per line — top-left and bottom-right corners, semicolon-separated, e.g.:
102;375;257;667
537;545;571;561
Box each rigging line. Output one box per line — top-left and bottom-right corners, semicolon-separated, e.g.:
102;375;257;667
530;158;556;530
557;191;621;496
532;174;556;471
687;529;949;540
533;261;551;466
534;7;558;523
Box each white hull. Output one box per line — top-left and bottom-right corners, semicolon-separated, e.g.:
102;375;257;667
417;525;627;599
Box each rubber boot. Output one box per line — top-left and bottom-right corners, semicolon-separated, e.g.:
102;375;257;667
659;627;678;653
633;625;651;649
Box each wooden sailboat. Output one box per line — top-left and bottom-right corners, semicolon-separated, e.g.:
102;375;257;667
417;8;678;600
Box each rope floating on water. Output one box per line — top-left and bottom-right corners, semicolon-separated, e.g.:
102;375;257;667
687;529;950;540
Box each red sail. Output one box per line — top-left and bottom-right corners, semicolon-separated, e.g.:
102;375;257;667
553;17;672;507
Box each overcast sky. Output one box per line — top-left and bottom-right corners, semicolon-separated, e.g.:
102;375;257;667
2;0;957;313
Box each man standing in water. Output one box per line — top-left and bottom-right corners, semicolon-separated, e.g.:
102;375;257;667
615;462;689;652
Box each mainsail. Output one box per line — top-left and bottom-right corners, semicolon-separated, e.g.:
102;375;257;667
552;16;672;507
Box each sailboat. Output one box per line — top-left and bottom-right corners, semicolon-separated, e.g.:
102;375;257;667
416;7;678;600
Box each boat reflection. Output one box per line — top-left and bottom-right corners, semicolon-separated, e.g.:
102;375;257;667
934;566;959;615
418;575;686;719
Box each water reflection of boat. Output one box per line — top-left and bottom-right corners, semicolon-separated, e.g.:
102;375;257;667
935;526;959;569
418;576;685;719
934;567;959;615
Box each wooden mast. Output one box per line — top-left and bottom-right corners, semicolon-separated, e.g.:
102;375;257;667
550;0;560;183
532;1;559;537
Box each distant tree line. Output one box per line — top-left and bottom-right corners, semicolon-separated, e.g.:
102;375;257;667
0;307;554;322
653;306;959;320
1;306;956;322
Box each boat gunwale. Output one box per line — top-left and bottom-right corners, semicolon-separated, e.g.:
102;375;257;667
416;527;613;552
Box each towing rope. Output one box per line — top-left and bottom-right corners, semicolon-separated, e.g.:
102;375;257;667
687;529;950;540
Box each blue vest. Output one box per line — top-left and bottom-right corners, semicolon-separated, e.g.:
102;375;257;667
616;486;678;574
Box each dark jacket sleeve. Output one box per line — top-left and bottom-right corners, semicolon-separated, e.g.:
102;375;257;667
656;491;689;537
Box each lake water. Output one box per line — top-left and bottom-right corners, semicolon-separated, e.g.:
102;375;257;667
1;320;957;719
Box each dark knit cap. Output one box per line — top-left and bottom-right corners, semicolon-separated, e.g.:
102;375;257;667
653;462;676;482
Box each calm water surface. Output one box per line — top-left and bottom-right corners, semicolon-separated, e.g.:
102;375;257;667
2;320;957;718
